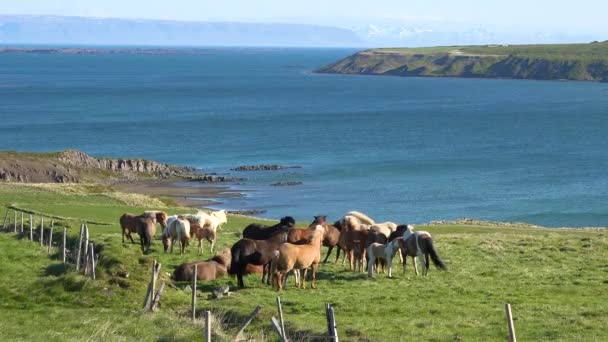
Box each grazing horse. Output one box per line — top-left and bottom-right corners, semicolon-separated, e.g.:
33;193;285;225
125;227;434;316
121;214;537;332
172;248;232;281
309;215;342;263
367;238;402;278
163;218;191;255
242;216;295;240
230;231;288;288
191;223;216;255
273;225;325;291
399;225;446;276
143;210;168;230
136;216;156;254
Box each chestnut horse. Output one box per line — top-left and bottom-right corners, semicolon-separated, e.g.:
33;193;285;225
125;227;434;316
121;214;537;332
143;210;168;230
172;248;231;281
190;223;216;255
229;231;289;288
338;229;369;271
242;216;295;240
273;225;324;291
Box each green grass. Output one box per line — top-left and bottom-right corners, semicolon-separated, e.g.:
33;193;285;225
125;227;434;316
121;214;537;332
1;183;607;340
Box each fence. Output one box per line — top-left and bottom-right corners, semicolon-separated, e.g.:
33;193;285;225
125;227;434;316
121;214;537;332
1;206;97;279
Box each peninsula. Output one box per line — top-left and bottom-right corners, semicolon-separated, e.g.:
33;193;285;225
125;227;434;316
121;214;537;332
317;42;608;82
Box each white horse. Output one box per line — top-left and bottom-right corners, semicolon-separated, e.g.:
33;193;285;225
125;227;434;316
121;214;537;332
164;217;190;255
209;210;228;230
367;238;402;278
346;211;375;225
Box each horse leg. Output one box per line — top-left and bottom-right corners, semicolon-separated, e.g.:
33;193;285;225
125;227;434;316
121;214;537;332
128;231;135;244
417;250;427;276
387;254;393;278
323;246;334;263
311;264;318;289
301;269;308;289
413;256;419;276
367;256;374;278
424;253;430;276
210;237;215;253
122;228;125;243
277;272;283;291
398;248;403;263
139;235;145;254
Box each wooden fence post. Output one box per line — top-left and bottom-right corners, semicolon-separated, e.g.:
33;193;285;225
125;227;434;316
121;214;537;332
150;281;166;312
20;212;24;233
191;267;197;321
204;310;211;342
505;303;517;342
40;217;44;247
76;224;84;271
234;305;262;341
143;260;161;310
62;227;67;263
326;303;338;342
89;242;96;279
271;316;285;341
1;208;8;230
29;214;33;241
48;226;53;253
13;210;17;233
277;297;286;341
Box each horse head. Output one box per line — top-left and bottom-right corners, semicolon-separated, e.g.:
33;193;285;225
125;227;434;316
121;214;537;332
280;216;296;227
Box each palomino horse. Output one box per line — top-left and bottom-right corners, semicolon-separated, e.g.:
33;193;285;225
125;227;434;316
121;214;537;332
229;230;289;288
399;225;446;276
242;216;295;240
309;215;342;263
346;211;375;225
172;248;232;281
273;225;325;291
369;221;398;238
163;217;191;255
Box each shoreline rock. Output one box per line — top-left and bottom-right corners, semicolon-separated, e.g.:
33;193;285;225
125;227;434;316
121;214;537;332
231;164;301;171
271;181;303;187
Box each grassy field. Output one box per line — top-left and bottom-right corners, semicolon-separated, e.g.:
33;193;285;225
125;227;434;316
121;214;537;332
1;183;607;341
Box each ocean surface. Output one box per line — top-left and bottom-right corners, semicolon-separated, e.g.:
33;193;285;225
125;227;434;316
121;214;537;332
1;47;608;227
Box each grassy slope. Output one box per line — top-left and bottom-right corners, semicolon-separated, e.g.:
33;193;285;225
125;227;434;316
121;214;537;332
0;183;607;341
319;42;608;81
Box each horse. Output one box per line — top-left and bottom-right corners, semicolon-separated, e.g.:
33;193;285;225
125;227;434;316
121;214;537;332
242;216;295;240
143;210;168;230
191;223;216;255
119;213;142;244
346;211;375;225
338;229;369;271
229;231;289;288
309;215;342;263
273;225;325;291
367;238;402;278
399;225;446;276
135;216;156;254
163;217;191;255
172;248;231;281
369;221;398;238
209;210;228;230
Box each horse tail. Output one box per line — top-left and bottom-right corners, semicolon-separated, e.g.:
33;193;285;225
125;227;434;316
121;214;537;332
426;238;447;270
229;243;241;276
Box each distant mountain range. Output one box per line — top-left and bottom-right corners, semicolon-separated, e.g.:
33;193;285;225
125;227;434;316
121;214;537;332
0;15;602;47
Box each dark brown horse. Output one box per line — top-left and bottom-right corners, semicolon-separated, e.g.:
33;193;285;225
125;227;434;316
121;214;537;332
242;216;295;240
229;231;289;288
135;216;156;254
120;213;146;243
309;215;342;263
338;229;369;271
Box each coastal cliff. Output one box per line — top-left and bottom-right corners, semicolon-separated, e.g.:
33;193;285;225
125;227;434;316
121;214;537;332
317;42;608;82
0;150;193;183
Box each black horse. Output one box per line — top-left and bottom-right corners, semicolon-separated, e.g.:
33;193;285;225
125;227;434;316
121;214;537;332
229;231;288;288
242;216;295;240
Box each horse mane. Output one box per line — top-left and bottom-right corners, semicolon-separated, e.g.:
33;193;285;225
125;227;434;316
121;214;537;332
347;211;375;225
208;252;230;266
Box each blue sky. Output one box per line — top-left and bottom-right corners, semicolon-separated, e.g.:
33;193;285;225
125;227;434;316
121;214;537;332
1;0;606;34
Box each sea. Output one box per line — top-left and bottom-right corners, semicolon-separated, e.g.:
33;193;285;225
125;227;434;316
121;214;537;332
1;47;607;227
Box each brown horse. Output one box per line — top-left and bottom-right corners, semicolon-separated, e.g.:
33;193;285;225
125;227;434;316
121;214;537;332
273;225;324;291
144;210;168;230
338;229;369;271
120;213;147;244
230;231;289;288
309;215;342;263
135;216;156;254
191;223;217;255
172;248;231;281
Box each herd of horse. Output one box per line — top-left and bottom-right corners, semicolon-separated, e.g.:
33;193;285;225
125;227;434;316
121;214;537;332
119;210;447;291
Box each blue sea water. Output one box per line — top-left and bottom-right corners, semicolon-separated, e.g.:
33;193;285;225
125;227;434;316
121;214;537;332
1;47;608;227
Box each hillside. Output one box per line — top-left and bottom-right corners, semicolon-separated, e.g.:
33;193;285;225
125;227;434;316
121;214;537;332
317;42;608;81
0;183;607;340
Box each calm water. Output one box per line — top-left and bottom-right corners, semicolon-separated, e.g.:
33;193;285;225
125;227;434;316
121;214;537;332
1;48;608;227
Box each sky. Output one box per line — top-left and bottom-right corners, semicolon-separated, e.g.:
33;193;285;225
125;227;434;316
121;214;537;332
1;0;607;35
